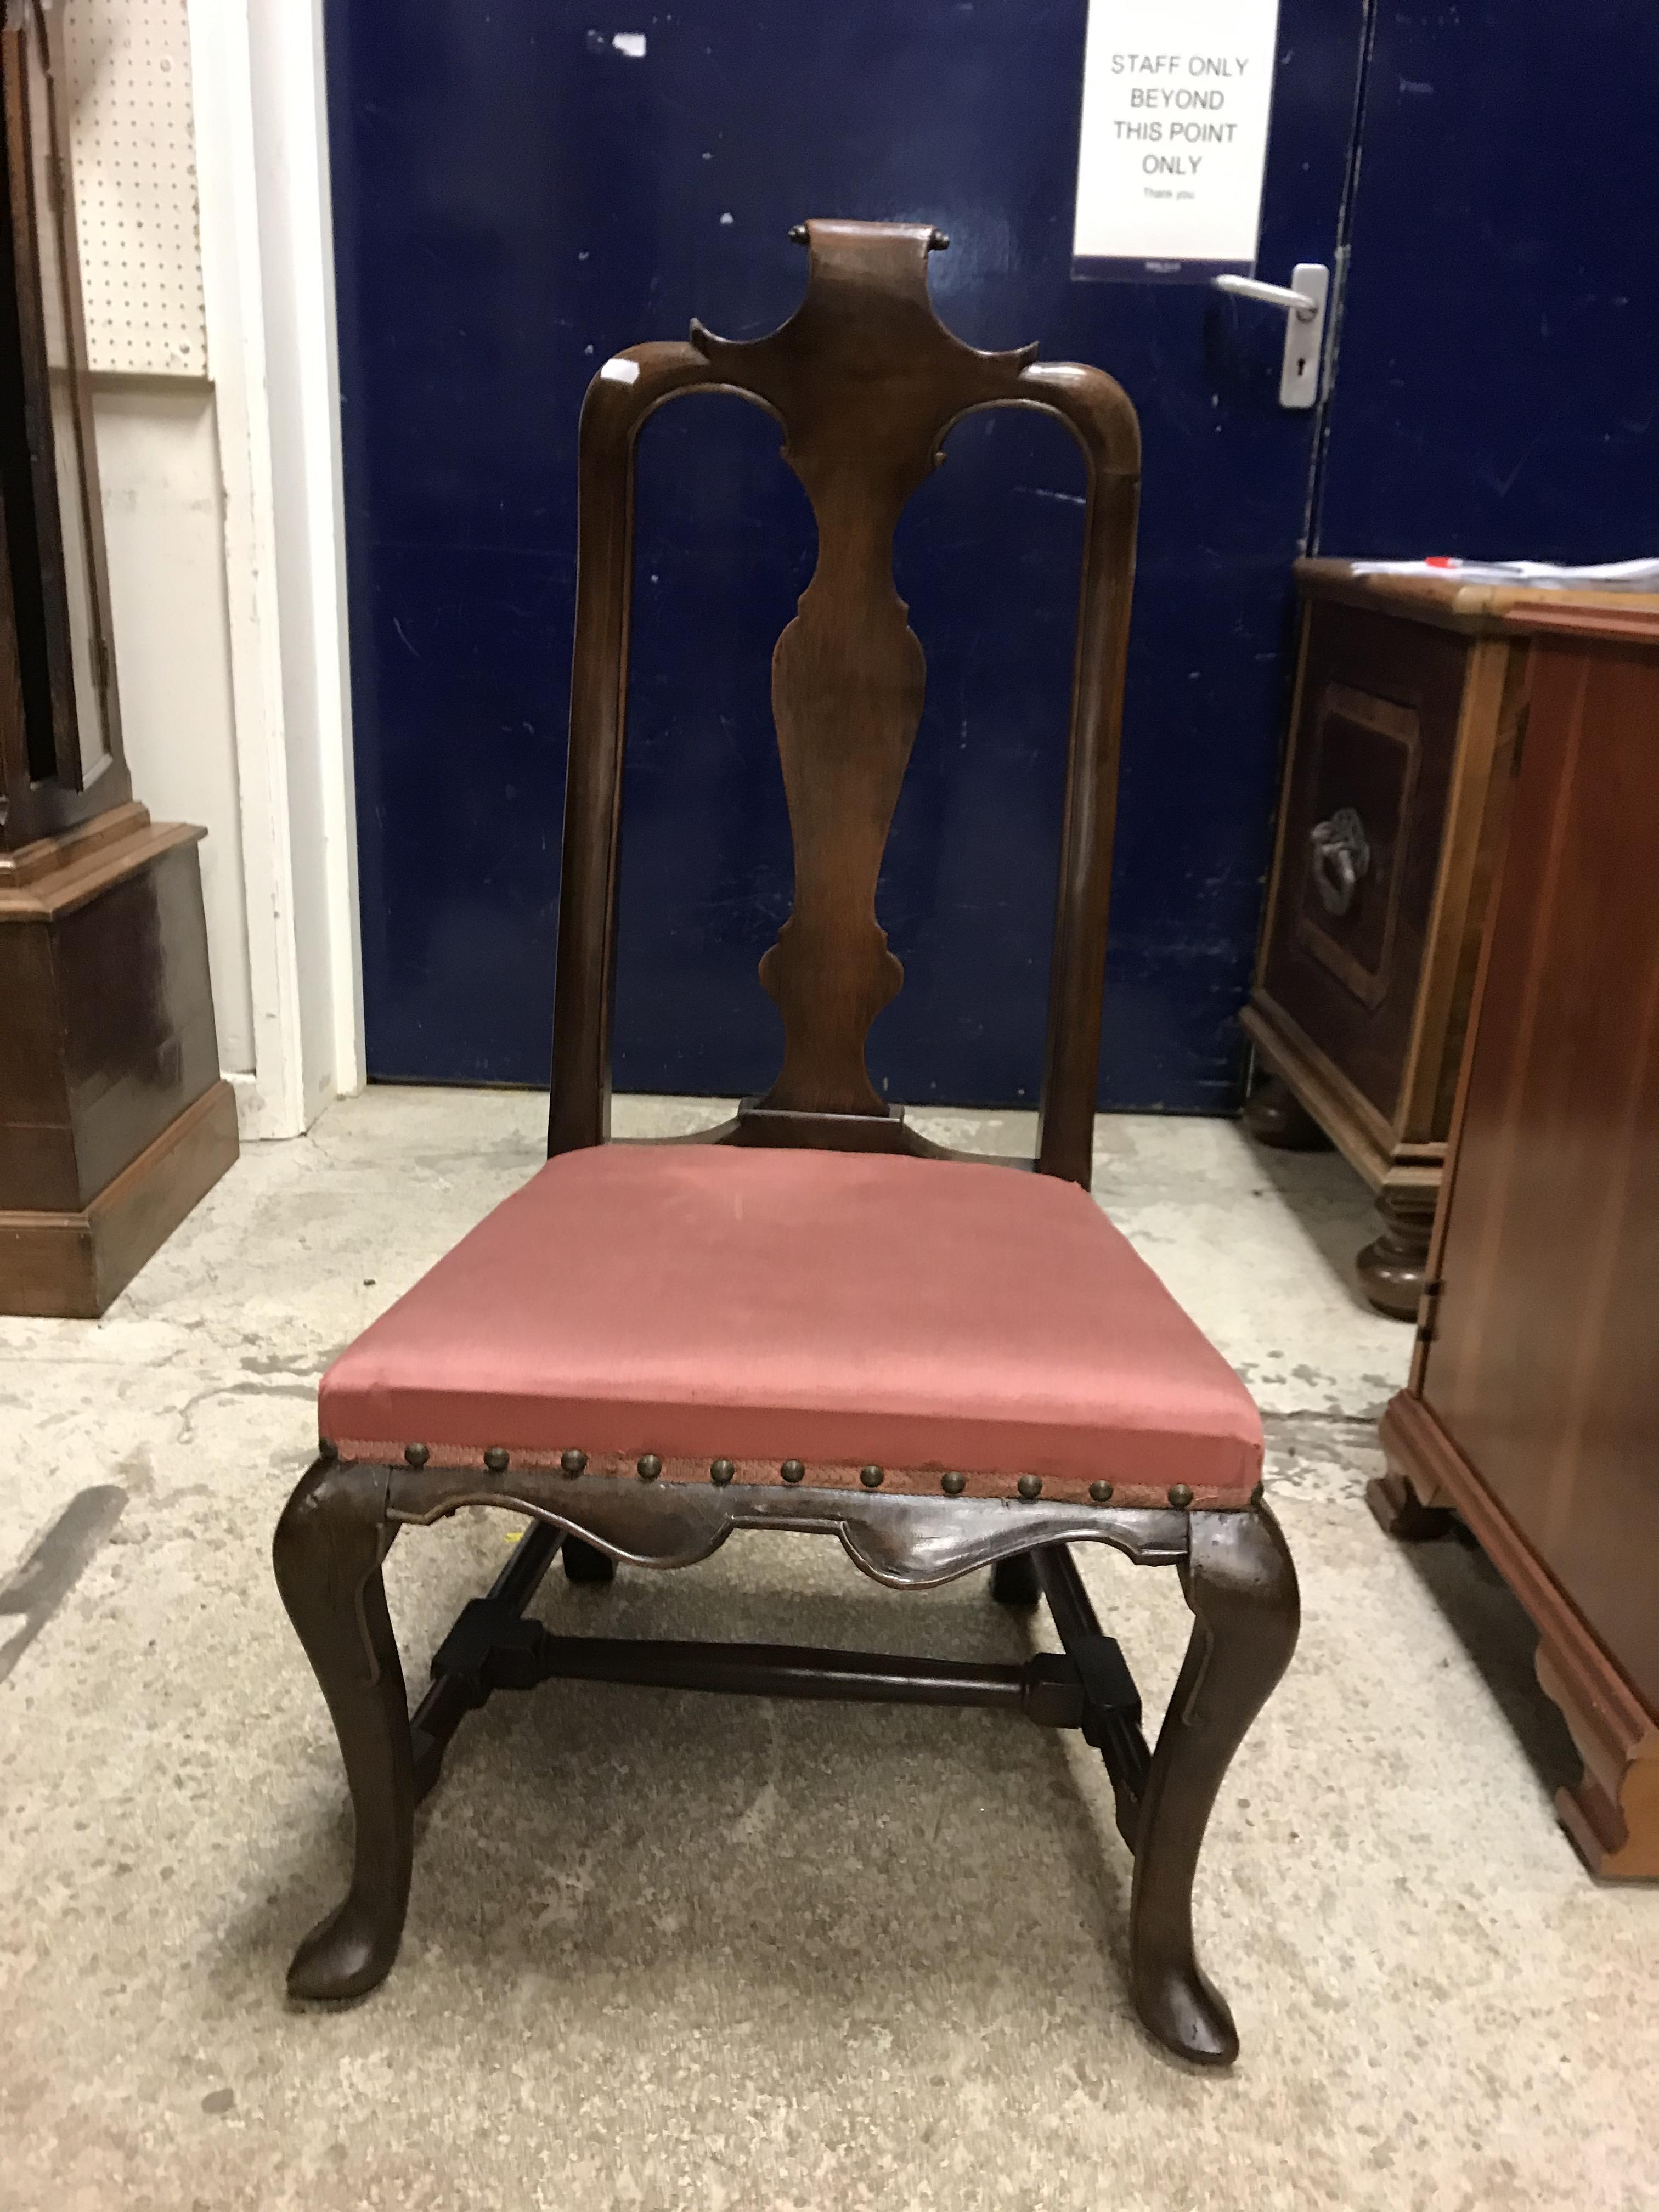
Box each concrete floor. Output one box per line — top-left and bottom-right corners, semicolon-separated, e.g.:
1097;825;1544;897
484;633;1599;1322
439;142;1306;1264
2;1091;1655;2209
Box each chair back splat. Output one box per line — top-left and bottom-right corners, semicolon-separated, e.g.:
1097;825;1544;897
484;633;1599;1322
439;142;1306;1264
549;219;1141;1186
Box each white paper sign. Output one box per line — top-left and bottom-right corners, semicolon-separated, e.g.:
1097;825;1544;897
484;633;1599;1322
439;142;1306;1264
1072;0;1281;281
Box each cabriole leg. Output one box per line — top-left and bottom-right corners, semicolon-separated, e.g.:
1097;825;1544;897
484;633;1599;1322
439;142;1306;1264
1129;1499;1299;2066
989;1550;1041;1607
273;1456;413;2001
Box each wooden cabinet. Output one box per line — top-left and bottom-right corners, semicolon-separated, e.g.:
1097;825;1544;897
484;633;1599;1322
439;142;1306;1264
0;1;235;1315
1375;602;1659;1877
1242;561;1659;1316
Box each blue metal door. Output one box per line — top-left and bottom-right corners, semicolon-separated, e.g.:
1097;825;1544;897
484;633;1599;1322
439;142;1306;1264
1313;2;1659;563
328;3;1368;1109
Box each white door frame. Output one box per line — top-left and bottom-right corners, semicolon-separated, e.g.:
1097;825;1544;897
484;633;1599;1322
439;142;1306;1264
185;0;363;1138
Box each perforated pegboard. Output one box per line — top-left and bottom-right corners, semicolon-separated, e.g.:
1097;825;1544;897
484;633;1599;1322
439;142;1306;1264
61;0;206;376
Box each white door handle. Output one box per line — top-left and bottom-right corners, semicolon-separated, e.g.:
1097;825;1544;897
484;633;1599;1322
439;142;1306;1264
1211;262;1330;410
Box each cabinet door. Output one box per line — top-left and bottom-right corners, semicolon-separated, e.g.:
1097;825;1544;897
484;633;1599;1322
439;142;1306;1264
1425;632;1659;1710
1257;602;1473;1130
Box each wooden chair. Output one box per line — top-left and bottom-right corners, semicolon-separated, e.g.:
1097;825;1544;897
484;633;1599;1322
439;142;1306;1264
274;220;1299;2068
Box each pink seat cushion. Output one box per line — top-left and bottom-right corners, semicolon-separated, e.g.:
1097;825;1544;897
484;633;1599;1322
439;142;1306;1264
319;1143;1262;1505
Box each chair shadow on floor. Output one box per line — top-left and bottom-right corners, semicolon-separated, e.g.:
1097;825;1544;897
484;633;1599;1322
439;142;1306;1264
233;1538;1167;2024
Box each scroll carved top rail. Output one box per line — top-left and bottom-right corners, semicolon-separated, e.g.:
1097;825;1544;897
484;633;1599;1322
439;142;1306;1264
550;218;1140;1186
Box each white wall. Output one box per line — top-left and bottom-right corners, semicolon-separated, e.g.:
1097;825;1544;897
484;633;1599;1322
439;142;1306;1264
242;0;363;1128
63;0;360;1136
92;381;254;1073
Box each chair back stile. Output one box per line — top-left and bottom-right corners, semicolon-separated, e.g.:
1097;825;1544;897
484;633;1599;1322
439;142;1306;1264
548;219;1140;1187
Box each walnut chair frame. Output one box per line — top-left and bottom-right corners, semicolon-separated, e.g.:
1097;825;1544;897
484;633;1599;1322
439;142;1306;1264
274;222;1299;2068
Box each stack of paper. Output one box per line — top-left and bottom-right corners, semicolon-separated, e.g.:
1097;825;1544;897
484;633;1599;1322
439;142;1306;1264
1345;556;1659;590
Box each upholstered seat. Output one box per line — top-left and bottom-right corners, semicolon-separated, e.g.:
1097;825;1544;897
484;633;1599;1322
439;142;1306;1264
321;1142;1261;1505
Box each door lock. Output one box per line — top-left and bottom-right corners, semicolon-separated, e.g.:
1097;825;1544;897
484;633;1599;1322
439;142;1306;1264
1212;263;1330;410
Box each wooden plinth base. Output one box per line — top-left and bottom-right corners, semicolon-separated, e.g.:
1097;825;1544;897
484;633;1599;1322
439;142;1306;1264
2;804;238;1316
1536;1643;1659;1881
0;1077;238;1317
1364;1465;1455;1542
1379;1391;1659;1880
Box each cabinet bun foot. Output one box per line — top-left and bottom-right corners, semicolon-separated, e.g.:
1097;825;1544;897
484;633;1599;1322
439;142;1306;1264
1242;1075;1333;1153
1356;1188;1436;1320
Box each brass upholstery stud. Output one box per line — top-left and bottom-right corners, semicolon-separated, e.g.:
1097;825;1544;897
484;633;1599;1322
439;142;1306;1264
1017;1474;1042;1500
859;1463;884;1489
483;1447;510;1474
941;1471;967;1496
560;1448;586;1477
404;1442;430;1468
1250;1481;1266;1508
637;1453;663;1481
1089;1480;1113;1504
710;1458;735;1486
318;1437;338;1464
780;1459;806;1485
1168;1483;1194;1509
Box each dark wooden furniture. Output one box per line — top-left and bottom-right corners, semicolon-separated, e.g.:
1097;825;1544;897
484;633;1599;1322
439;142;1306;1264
273;221;1301;2068
1374;600;1659;1878
0;0;235;1317
1242;561;1659;1318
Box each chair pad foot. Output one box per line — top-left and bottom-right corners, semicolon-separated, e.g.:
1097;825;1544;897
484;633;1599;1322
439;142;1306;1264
1133;1959;1239;2067
286;1893;402;2004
